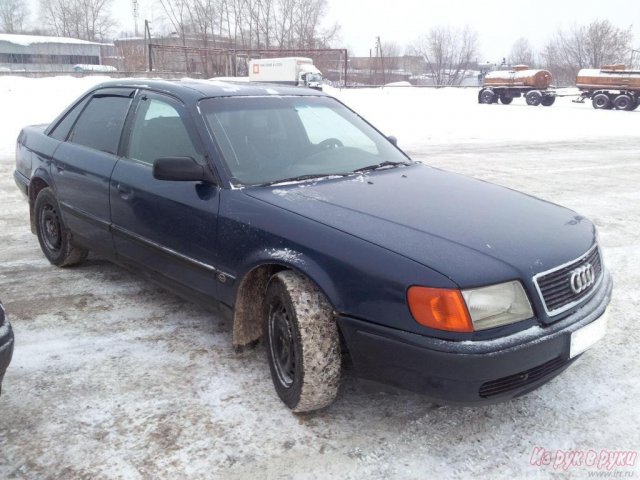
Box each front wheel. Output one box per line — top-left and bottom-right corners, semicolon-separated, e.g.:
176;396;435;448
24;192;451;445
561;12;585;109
479;89;495;104
264;270;341;412
34;187;88;267
592;93;612;109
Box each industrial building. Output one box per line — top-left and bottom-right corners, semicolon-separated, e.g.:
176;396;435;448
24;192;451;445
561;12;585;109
0;33;105;72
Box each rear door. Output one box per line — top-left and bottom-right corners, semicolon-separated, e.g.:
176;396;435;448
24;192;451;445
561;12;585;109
52;88;135;254
110;90;221;298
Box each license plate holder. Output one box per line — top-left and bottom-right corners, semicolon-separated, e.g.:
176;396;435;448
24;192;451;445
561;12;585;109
570;311;608;359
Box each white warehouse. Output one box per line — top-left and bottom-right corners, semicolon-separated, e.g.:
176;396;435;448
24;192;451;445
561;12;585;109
0;33;104;72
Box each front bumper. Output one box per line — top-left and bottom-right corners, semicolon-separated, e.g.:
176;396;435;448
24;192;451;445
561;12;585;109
338;269;613;405
0;323;14;395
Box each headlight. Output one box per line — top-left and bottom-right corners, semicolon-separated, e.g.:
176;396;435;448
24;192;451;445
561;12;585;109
461;281;533;330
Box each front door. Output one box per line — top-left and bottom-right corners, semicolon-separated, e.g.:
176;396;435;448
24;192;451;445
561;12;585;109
109;91;220;299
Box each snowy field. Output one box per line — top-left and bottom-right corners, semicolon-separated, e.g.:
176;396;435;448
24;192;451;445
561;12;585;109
0;77;639;478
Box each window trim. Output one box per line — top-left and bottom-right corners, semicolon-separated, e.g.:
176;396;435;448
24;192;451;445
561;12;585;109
66;89;136;155
120;89;209;169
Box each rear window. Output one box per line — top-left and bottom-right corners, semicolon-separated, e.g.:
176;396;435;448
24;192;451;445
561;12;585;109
69;95;132;154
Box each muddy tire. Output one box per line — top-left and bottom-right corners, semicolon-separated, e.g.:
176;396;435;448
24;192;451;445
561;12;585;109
264;270;340;412
592;93;612;110
34;187;88;267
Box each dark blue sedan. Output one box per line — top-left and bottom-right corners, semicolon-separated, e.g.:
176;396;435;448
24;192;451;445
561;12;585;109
14;80;612;412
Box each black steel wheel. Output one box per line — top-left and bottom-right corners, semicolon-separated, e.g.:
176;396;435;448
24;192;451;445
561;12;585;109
264;270;340;412
34;188;88;267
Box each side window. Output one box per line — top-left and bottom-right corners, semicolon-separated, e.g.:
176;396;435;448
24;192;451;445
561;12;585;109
126;95;203;165
49;96;89;141
69;95;132;154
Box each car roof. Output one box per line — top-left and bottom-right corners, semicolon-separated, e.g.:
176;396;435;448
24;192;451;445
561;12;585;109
90;78;327;103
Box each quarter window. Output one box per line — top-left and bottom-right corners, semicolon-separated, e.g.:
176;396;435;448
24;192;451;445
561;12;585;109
69;95;132;154
49;96;89;141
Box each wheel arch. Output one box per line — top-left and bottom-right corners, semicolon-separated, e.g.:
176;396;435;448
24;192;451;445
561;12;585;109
231;250;341;349
28;170;54;234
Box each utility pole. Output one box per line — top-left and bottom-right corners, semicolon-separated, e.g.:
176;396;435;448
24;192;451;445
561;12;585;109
145;20;152;72
376;36;385;85
132;0;139;36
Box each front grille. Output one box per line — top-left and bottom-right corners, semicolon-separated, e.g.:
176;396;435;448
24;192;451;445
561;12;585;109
479;356;567;398
534;244;602;316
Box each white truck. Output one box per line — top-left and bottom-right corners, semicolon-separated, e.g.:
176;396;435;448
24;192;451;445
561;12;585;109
248;57;323;90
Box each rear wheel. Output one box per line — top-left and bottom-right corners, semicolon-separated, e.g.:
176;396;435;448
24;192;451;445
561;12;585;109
479;89;495;104
541;96;556;106
592;93;612;110
34;188;88;267
264;270;341;412
499;96;513;105
613;94;633;111
525;90;542;106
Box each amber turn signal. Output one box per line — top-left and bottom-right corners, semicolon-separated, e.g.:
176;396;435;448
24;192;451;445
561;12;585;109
407;286;473;332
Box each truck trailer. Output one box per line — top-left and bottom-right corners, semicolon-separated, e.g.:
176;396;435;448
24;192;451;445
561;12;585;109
575;64;640;110
478;65;556;106
248;57;323;90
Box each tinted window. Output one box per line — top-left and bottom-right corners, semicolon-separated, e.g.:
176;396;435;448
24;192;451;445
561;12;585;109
49;96;89;141
127;95;203;165
201;96;408;185
69;95;132;154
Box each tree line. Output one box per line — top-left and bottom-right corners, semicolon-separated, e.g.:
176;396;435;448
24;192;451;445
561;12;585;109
381;20;634;86
0;0;338;49
0;0;635;86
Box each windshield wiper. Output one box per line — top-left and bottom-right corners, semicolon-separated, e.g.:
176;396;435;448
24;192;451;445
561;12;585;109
352;160;410;173
258;172;346;187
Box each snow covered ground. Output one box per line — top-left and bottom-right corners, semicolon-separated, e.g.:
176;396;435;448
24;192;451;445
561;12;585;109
0;77;639;479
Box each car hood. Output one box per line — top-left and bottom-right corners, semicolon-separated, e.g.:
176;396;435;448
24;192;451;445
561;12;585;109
244;164;595;288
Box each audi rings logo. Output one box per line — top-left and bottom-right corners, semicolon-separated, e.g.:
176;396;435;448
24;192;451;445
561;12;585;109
569;264;595;294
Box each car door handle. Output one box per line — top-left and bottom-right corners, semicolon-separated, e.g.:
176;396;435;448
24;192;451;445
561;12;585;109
116;183;133;200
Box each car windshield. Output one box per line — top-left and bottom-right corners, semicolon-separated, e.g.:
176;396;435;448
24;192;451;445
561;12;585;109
306;73;322;83
199;96;409;185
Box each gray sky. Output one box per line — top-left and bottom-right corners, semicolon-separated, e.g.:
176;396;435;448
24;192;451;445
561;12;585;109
27;0;640;62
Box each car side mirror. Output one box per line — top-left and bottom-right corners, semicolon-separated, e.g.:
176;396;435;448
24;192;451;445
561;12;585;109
153;156;216;184
388;135;398;146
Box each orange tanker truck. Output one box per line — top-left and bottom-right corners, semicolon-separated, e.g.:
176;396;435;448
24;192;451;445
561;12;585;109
575;64;640;110
478;65;556;106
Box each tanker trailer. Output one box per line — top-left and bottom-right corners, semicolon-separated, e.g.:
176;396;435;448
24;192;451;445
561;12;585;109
575;65;640;110
478;65;556;106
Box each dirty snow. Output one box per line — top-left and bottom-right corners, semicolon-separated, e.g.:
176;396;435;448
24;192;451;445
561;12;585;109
0;76;639;479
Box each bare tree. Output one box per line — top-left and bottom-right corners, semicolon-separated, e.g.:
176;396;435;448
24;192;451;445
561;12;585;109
39;0;114;40
509;37;536;67
0;0;29;33
542;20;632;85
410;26;479;86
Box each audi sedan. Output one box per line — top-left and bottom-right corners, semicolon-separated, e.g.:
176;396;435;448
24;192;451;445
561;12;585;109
13;80;611;412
